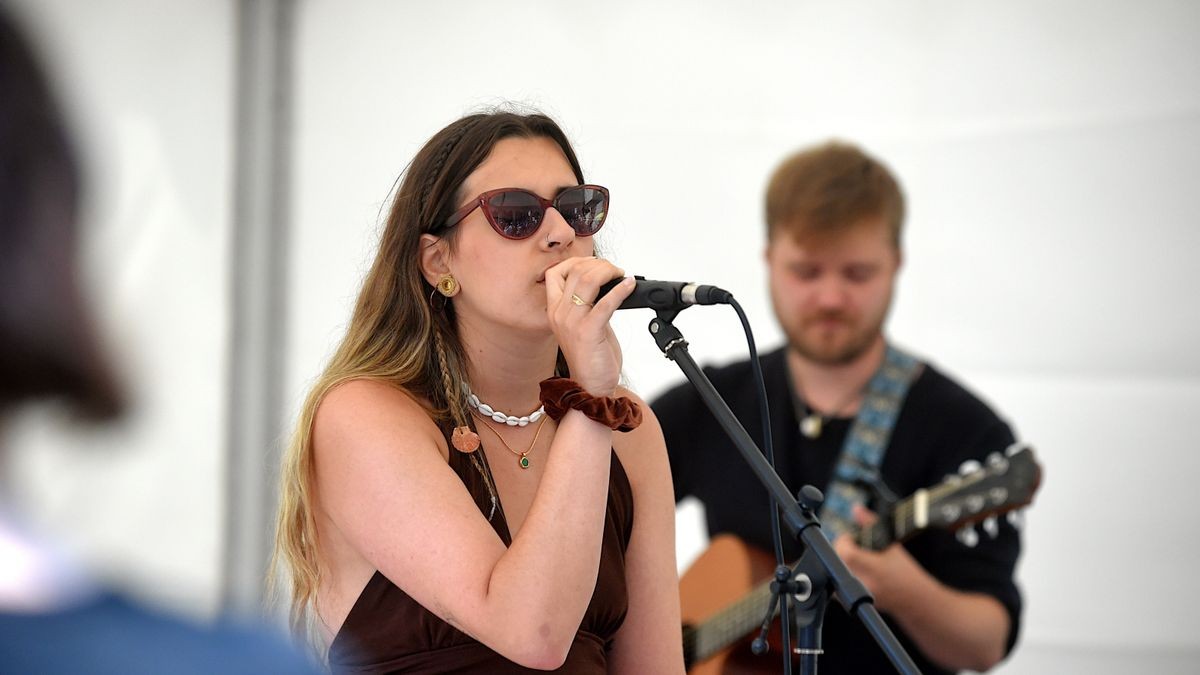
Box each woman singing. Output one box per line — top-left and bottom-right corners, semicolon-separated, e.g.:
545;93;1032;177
274;110;684;673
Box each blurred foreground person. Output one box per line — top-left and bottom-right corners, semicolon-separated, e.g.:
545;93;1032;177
0;8;316;673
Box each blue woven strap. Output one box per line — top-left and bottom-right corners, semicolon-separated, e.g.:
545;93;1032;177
818;344;922;540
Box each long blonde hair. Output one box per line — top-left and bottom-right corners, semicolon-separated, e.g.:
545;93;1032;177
271;110;586;638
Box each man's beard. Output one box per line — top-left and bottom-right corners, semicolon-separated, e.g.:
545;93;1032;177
787;310;887;366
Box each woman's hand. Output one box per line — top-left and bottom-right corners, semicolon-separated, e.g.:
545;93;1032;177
543;257;636;396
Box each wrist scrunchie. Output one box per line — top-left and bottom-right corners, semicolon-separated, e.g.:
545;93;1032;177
538;377;643;432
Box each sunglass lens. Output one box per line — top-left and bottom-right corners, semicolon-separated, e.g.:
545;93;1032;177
555;187;608;236
486;191;544;239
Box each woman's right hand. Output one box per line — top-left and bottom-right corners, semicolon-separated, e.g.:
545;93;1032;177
542;257;636;396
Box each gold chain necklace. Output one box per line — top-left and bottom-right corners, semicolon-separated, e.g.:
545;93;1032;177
471;410;547;470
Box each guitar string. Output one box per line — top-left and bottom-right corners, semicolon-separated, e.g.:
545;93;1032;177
692;579;777;657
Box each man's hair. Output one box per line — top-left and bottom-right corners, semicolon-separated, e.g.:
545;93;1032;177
765;140;905;248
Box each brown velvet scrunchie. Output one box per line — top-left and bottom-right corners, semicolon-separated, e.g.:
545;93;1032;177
539;377;643;432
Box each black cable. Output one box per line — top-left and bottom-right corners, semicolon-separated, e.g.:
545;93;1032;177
728;298;792;675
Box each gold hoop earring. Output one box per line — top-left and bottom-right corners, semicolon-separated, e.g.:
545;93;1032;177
436;274;459;297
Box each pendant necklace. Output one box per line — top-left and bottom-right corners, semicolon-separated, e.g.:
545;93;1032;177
793;382;863;440
472;410;547;470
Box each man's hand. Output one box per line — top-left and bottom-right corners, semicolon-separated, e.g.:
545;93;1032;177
832;504;930;613
833;504;1011;671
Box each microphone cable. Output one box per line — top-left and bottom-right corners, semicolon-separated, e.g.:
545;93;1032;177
726;297;793;674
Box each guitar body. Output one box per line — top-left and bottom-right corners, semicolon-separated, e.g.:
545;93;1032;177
680;534;789;674
678;444;1042;674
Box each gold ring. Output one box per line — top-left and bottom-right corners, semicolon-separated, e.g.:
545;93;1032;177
570;294;589;307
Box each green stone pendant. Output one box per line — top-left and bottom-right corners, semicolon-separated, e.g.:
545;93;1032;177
518;455;530;469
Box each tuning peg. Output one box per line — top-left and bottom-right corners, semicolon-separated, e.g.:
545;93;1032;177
965;494;985;513
982;515;999;539
987;452;1009;472
1005;442;1028;457
1007;510;1024;529
944;473;962;487
956;525;979;547
940;503;961;522
959;459;982;476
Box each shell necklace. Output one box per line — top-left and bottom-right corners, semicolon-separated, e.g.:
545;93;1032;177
467;391;546;427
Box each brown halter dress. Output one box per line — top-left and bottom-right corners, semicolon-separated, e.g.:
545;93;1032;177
327;446;634;674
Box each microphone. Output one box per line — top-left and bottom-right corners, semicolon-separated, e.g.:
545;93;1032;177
597;276;733;311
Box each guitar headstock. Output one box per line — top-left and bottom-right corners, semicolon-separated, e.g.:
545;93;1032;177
860;442;1042;550
936;443;1041;545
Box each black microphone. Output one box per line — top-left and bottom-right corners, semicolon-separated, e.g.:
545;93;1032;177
597;276;733;311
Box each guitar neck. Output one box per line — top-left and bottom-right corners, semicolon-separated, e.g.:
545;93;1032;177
684;512;922;664
858;491;923;550
683;505;929;665
683;575;776;666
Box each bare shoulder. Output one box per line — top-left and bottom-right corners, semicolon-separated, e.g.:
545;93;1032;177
317;377;432;423
611;386;670;488
313;378;446;464
311;380;451;512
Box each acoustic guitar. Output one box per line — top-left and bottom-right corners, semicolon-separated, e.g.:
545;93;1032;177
679;443;1042;674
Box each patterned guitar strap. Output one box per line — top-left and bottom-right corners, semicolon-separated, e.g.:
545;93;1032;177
817;343;923;540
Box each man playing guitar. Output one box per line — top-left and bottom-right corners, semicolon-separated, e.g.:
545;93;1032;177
653;141;1023;674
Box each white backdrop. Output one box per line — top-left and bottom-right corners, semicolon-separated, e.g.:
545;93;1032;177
6;1;1199;672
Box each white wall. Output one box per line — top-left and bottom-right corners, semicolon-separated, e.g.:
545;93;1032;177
6;1;1198;672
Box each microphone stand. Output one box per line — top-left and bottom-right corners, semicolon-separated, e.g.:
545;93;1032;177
646;311;921;675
